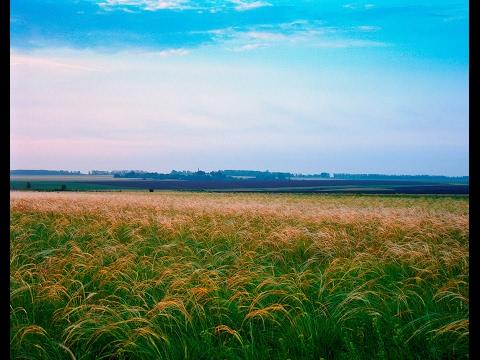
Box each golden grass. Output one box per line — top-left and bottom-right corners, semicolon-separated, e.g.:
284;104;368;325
10;191;469;359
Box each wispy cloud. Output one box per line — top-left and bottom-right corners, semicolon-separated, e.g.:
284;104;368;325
144;1;191;11
230;0;273;11
98;0;192;11
232;43;269;51
245;31;286;41
343;3;375;10
313;39;389;48
216;23;388;51
155;48;190;56
357;25;381;32
11;0;468;56
10;55;104;72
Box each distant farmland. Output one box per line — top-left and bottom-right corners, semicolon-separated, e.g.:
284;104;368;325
78;179;469;194
9;175;469;194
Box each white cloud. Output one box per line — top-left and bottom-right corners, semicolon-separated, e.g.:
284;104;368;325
357;25;381;32
215;23;388;51
343;3;375;10
313;39;388;48
245;31;285;41
145;1;188;10
10;55;104;72
232;43;268;51
155;49;190;56
230;0;273;11
97;0;192;11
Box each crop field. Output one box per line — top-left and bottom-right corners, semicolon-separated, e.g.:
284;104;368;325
10;175;146;192
79;179;469;194
10;191;469;359
10;178;469;194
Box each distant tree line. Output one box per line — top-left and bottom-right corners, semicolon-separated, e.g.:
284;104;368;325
11;169;468;182
113;170;232;181
222;170;294;179
332;173;469;181
10;170;82;175
293;172;331;178
112;170;295;181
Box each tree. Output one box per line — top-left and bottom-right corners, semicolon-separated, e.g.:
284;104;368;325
60;184;67;191
24;182;31;190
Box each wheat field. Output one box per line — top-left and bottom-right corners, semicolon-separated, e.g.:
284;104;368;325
10;191;469;359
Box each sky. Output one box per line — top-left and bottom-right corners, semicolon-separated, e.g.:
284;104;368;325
10;0;469;176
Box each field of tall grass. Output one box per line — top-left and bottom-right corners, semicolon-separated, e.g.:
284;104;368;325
10;191;468;359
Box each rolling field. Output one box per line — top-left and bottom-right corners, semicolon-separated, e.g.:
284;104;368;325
10;191;469;359
9;175;147;192
10;177;469;194
78;179;469;194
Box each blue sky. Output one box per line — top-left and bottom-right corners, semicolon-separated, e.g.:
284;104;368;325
10;0;469;176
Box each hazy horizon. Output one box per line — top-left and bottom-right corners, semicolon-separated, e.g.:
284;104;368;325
9;168;469;178
11;0;469;177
